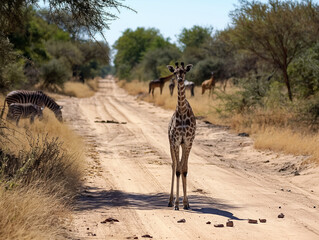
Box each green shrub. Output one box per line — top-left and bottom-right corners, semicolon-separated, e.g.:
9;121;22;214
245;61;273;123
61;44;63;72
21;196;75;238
41;58;71;90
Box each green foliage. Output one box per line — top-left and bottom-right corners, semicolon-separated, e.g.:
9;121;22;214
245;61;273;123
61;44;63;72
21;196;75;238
188;58;222;85
113;27;171;80
46;40;84;66
136;46;181;81
289;42;319;98
178;25;213;50
229;0;319;101
41;58;71;90
0;36;19;91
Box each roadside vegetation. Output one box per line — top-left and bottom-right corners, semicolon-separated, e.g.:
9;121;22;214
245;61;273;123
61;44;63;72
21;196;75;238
0;0;129;239
115;0;319;164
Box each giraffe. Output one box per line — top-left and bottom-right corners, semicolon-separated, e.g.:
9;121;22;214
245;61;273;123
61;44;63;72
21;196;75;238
201;72;215;96
149;74;174;97
167;62;196;210
169;78;175;96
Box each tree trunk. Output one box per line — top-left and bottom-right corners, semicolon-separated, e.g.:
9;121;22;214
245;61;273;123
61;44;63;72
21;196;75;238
282;67;293;101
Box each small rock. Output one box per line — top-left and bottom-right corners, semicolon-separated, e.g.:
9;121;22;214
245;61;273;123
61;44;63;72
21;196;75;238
214;224;224;227
278;213;285;218
314;206;316;208
141;234;153;238
259;219;267;223
248;219;258;224
279;206;281;209
226;221;234;227
206;221;211;224
177;219;186;223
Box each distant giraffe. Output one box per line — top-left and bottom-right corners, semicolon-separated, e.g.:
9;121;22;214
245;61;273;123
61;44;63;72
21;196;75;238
167;62;196;210
169;78;195;97
169;78;175;96
201;72;215;96
149;74;174;96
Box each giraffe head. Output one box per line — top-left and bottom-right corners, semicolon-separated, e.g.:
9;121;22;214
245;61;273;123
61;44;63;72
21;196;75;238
167;62;193;83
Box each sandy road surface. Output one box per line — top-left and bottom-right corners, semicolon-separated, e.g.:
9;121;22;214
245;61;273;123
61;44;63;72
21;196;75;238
60;76;319;240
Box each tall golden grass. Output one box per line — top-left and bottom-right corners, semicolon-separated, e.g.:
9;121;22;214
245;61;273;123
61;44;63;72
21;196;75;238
0;184;70;240
62;81;95;98
119;79;319;164
0;94;85;239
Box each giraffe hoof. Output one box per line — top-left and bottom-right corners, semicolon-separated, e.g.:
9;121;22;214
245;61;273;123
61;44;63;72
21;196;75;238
174;206;179;210
168;202;173;207
183;205;190;210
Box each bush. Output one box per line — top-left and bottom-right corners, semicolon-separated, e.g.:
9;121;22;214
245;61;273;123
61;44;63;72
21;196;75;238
0;134;80;197
41;58;72;90
188;58;223;85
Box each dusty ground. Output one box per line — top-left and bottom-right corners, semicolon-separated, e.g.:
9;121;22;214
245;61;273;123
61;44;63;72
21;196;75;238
60;76;319;240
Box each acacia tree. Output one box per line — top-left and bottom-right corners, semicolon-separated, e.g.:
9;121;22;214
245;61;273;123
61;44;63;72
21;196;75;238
0;0;131;36
230;0;319;101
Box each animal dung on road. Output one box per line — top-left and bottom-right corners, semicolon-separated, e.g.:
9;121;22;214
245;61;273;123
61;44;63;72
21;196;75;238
278;213;285;218
214;224;224;227
259;218;267;223
100;217;119;223
177;218;186;223
248;219;258;224
94;119;127;124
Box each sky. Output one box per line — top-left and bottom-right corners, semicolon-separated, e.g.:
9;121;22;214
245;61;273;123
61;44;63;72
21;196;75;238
103;0;245;48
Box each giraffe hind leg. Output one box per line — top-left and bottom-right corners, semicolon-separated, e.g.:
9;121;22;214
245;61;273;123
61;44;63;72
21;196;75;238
168;146;176;207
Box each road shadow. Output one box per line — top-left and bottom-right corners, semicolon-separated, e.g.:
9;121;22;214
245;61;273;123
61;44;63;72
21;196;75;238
75;187;242;220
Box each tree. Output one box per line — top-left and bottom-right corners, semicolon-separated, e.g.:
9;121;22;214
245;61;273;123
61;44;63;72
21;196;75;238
0;0;131;37
113;27;171;79
178;26;214;64
230;0;319;101
178;25;213;50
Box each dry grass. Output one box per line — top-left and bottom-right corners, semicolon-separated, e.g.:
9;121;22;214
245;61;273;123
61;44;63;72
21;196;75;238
86;77;100;92
119;79;319;164
0;184;70;240
0;94;85;239
63;81;95;98
254;127;319;162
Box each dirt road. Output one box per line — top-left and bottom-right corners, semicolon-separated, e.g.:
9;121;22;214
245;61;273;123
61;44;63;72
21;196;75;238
60;76;319;240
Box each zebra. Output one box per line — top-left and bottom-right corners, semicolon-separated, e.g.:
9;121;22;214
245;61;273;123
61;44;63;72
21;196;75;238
1;90;63;122
6;103;44;126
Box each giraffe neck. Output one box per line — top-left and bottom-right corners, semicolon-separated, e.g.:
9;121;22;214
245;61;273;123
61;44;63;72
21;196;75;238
177;81;187;114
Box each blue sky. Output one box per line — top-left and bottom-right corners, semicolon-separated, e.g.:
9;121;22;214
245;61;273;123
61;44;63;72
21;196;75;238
103;0;257;47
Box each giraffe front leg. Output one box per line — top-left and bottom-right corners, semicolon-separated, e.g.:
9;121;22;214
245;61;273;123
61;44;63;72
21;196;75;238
181;147;191;210
168;156;175;207
175;169;180;210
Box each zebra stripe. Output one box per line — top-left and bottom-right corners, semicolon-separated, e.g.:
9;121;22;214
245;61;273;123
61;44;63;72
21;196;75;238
7;103;44;126
1;90;63;122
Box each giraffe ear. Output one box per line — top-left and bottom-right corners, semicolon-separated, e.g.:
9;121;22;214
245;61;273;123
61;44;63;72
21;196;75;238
185;64;193;72
167;65;175;73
